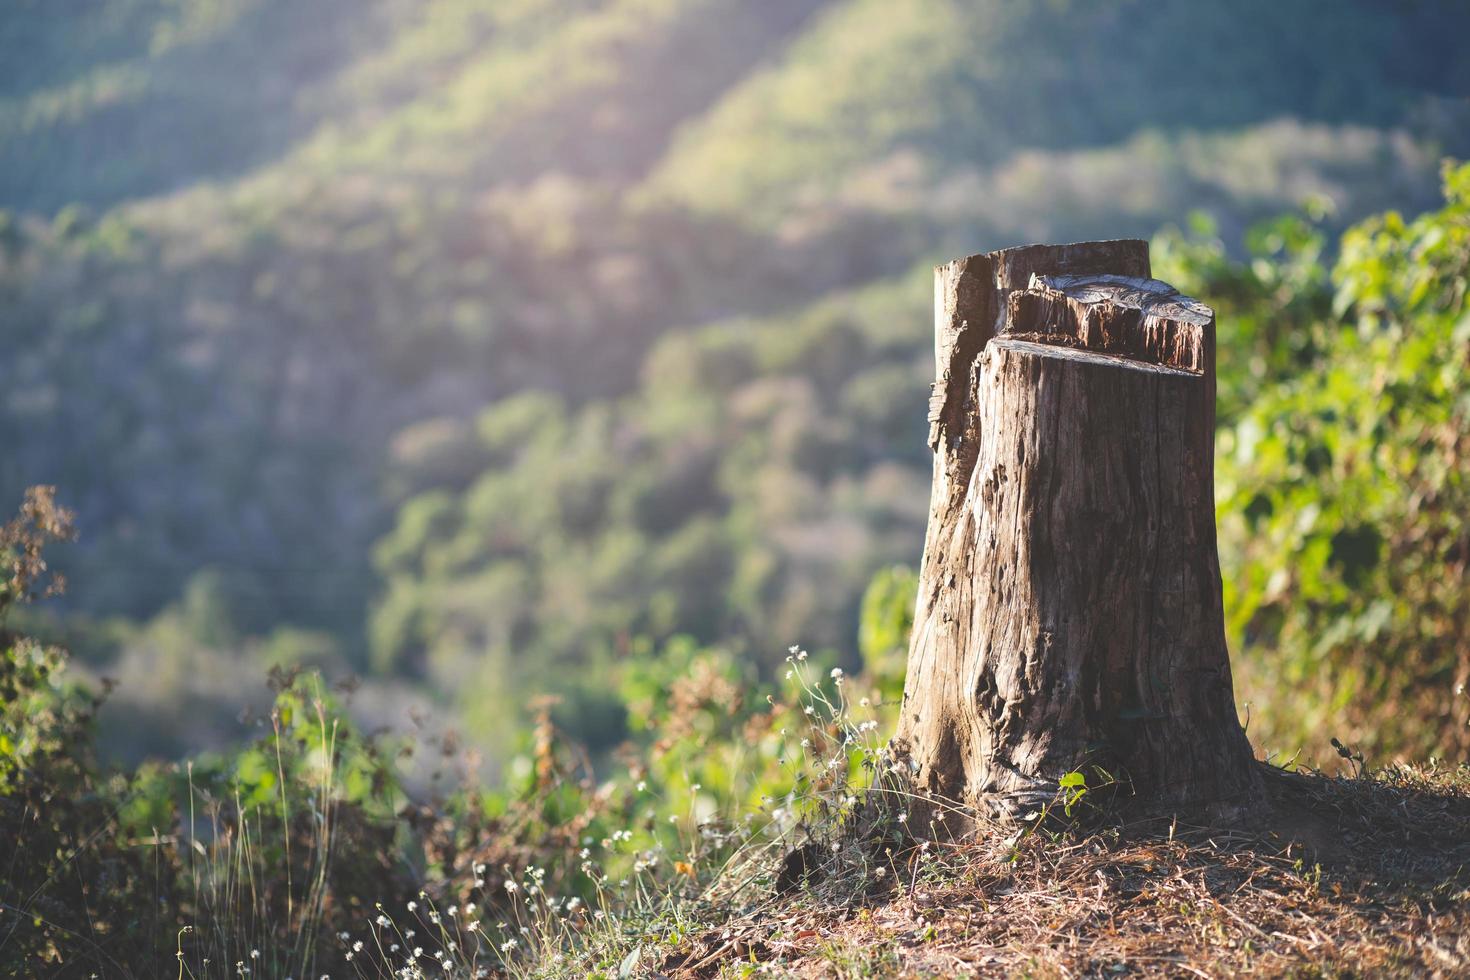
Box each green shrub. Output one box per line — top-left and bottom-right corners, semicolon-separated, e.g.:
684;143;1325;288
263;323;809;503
1166;162;1470;762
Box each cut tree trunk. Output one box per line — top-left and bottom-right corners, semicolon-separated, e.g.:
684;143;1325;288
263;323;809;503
893;241;1262;824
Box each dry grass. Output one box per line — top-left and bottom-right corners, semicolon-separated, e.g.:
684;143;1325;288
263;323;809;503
656;763;1470;978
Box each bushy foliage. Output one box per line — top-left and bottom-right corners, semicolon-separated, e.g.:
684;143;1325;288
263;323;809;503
0;489;155;969
0;491;419;973
856;564;917;702
0;490;906;975
1230;166;1470;759
1158;163;1470;761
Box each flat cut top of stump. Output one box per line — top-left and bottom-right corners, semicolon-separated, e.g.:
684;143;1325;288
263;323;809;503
1038;273;1213;322
1003;272;1214;375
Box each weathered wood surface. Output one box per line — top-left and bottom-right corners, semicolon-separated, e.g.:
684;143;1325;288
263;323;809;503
895;242;1261;823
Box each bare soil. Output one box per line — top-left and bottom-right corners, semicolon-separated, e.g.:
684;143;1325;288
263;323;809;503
662;764;1470;978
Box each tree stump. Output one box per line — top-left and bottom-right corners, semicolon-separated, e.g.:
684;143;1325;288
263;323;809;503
893;241;1262;824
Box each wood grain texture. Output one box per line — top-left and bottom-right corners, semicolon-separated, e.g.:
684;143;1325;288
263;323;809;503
895;245;1261;825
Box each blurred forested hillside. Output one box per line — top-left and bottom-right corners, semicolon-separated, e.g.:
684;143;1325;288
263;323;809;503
3;0;1468;763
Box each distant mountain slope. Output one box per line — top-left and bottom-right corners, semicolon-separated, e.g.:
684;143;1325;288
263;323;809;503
646;0;1470;221
0;0;386;210
299;0;831;185
8;0;1467;216
0;0;836;209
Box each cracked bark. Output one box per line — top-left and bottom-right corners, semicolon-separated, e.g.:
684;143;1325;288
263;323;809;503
894;241;1262;824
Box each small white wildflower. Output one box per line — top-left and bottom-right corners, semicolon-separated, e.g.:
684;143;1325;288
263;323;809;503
830;667;843;678
407;901;417;912
251;950;260;960
797;650;808;661
504;881;517;893
898;812;909;823
413;947;423;958
803;705;814;715
788;645;799;654
859;697;870;707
